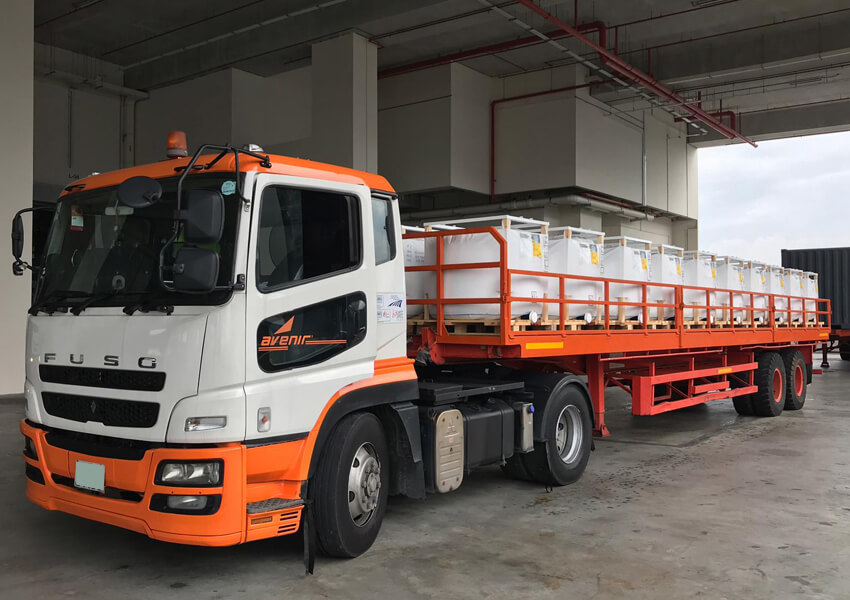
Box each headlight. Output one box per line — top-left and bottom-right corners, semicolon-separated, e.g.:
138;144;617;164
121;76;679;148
156;461;222;487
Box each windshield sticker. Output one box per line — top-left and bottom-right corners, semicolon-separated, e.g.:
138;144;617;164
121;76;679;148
70;206;84;231
377;293;404;323
221;180;237;196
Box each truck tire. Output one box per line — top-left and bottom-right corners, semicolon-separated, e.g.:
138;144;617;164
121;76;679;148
730;373;754;416
520;384;592;486
750;352;785;418
310;412;389;558
781;350;807;411
840;344;850;361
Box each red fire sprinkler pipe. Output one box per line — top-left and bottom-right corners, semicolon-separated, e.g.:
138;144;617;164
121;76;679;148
514;0;757;147
379;21;607;79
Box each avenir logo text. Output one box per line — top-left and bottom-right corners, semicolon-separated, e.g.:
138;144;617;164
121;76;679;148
258;317;347;352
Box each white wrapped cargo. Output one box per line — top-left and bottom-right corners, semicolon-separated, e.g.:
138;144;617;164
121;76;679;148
649;244;684;320
547;227;604;322
786;268;805;322
803;271;819;322
602;236;652;321
682;251;717;322
423;215;549;318
715;256;747;323
765;266;788;322
742;261;769;323
401;226;429;317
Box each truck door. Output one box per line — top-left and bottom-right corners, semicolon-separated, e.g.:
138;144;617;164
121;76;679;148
244;174;378;442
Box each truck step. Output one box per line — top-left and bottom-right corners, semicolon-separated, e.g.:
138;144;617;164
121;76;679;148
246;498;304;514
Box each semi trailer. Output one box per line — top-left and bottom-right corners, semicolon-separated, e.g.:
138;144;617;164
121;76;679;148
11;137;830;569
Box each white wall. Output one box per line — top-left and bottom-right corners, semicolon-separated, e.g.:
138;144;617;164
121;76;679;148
136;70;233;164
495;93;577;194
450;64;492;194
1;0;33;395
575;97;643;203
33;44;126;203
232;67;312;150
378;66;452;191
603;214;674;246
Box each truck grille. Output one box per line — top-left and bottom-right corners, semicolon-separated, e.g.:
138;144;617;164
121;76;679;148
39;365;166;392
42;392;159;428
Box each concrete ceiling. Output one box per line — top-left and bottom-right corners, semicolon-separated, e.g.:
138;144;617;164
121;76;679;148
35;0;850;141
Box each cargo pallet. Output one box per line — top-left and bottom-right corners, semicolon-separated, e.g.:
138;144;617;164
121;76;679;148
405;227;832;436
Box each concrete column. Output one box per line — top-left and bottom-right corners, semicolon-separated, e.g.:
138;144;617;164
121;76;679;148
0;1;33;395
311;33;377;172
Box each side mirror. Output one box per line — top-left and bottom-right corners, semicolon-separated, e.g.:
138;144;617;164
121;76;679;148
11;214;24;260
182;190;224;244
173;247;220;293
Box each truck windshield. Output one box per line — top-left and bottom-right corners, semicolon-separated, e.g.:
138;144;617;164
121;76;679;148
33;174;240;311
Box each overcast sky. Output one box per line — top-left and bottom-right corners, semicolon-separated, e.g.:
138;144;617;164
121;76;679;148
699;130;850;265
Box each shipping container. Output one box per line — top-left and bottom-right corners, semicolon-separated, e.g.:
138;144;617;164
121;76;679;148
782;247;850;330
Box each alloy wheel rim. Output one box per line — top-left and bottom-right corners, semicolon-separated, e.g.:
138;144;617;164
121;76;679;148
348;442;381;527
555;405;583;465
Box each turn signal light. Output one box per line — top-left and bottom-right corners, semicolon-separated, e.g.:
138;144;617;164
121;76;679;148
166;130;188;158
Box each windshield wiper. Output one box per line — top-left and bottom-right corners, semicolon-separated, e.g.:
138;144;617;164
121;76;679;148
70;291;121;315
123;300;174;316
29;290;95;315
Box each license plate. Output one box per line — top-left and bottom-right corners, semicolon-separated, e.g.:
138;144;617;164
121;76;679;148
74;460;105;493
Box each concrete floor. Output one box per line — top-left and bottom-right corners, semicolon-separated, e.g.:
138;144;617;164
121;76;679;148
2;359;850;599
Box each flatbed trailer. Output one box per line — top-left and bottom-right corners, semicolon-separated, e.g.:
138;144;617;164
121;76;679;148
405;226;832;436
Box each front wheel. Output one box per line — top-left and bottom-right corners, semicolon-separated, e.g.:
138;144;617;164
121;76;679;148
310;412;389;558
518;384;592;486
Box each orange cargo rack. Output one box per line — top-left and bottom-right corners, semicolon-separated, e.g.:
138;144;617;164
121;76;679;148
405;227;831;436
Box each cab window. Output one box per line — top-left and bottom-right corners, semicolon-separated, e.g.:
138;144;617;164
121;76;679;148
257;187;361;292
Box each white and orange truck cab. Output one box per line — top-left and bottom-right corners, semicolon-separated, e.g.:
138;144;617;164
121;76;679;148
13;138;593;564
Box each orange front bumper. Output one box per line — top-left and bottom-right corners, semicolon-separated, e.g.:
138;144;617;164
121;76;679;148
20;420;304;546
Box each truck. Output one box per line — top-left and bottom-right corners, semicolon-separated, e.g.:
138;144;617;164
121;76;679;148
12;136;831;569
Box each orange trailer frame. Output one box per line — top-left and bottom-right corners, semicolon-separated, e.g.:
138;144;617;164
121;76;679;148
405;228;831;436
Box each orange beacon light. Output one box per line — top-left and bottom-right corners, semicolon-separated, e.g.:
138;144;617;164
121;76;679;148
166;130;188;158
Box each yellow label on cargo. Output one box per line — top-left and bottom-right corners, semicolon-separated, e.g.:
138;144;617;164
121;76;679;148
780;279;784;288
677;263;682;275
711;267;716;279
800;280;803;289
738;272;743;283
641;257;647;270
761;276;766;285
591;251;599;265
532;242;542;258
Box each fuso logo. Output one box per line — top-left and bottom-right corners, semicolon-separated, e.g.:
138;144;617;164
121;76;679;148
258;317;347;352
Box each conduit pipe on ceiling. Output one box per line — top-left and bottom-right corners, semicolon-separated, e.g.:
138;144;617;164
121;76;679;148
35;67;149;99
403;193;653;222
513;0;757;146
676;109;736;131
